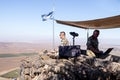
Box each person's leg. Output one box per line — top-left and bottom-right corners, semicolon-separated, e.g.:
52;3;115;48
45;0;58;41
95;51;103;58
81;49;86;55
104;48;113;55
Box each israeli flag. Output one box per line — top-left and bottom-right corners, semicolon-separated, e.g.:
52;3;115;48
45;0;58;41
41;11;53;21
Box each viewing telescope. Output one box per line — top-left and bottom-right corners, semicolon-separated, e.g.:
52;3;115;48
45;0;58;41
69;32;79;45
70;32;79;37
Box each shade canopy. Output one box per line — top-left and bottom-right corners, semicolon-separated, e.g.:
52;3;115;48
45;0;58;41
56;15;120;29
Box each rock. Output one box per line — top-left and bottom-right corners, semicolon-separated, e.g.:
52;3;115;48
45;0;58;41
24;68;30;75
107;62;120;72
20;51;120;80
40;55;50;60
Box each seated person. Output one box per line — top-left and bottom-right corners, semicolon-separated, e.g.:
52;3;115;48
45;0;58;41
59;31;81;59
59;31;69;46
86;30;103;57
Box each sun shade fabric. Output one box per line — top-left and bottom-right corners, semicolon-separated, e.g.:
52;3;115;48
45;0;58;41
56;15;120;29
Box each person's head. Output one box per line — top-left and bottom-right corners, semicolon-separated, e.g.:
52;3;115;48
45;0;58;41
59;31;66;39
93;30;100;38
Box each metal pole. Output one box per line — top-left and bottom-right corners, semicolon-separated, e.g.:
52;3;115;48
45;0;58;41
52;16;55;49
52;0;55;50
86;29;89;54
73;37;75;46
87;29;89;42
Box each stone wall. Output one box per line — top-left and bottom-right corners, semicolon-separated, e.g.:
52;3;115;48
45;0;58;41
20;51;120;80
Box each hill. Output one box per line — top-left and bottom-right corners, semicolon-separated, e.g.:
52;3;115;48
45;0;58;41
0;42;51;54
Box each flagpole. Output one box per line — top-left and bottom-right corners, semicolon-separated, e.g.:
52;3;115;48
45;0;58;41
52;0;55;50
52;13;55;50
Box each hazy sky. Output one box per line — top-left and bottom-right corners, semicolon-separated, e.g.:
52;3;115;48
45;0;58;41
0;0;120;45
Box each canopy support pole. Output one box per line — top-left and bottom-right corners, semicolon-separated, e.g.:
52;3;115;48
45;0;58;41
86;28;89;54
87;29;89;42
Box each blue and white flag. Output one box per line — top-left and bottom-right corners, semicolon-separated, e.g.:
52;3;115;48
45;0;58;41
41;11;53;21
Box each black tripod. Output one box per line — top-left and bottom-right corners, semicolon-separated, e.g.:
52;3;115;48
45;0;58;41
70;32;79;63
72;36;75;46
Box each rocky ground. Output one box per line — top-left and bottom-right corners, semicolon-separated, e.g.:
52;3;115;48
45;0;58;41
20;50;120;80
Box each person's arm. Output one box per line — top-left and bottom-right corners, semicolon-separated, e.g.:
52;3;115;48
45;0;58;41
88;46;100;53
